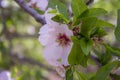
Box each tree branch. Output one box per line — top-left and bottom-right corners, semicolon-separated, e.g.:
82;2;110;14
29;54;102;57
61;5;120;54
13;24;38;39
10;53;55;72
14;0;46;25
90;55;101;67
86;0;94;5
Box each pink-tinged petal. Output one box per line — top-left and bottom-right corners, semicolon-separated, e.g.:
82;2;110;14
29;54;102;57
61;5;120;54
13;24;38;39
43;43;63;66
39;24;51;34
61;43;73;66
36;0;48;11
59;24;73;37
38;24;56;46
53;24;73;37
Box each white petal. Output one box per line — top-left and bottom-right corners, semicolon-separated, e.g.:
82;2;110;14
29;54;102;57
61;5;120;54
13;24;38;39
61;43;73;66
36;0;48;11
43;43;63;66
38;24;56;46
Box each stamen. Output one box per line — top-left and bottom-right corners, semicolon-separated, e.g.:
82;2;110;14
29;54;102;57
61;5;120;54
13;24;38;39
56;33;71;47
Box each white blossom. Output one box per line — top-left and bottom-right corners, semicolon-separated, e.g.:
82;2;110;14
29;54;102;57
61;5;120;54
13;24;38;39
38;9;73;67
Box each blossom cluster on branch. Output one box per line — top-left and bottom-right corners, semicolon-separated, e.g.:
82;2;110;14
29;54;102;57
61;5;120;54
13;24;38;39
14;0;120;79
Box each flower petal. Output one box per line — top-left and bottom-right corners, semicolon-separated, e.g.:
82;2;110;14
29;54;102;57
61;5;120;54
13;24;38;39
38;24;55;46
36;0;48;11
61;43;73;66
43;43;63;66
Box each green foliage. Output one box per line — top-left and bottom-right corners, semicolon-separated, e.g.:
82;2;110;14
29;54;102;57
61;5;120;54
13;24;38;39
1;0;120;80
48;0;69;23
115;9;120;41
66;68;74;80
80;17;97;38
104;44;120;58
80;38;93;55
71;0;88;25
68;36;89;67
75;71;87;80
91;61;119;80
52;14;69;23
79;8;107;18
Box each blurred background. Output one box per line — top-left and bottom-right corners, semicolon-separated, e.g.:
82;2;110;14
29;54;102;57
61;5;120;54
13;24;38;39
0;0;120;80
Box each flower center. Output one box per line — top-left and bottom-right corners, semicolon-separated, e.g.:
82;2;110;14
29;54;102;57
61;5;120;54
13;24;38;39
56;33;71;47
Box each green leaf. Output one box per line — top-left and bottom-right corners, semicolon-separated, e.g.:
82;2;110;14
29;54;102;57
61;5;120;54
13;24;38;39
68;36;88;66
92;61;119;80
80;38;93;55
100;51;112;65
76;71;87;80
80;17;97;38
80;8;107;18
71;0;88;25
95;19;114;28
52;14;69;23
104;44;120;58
48;0;69;23
91;27;107;37
66;68;74;80
115;9;120;41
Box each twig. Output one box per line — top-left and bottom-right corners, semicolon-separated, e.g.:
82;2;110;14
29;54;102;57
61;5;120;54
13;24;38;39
90;55;101;67
14;0;46;25
10;53;55;72
86;0;94;5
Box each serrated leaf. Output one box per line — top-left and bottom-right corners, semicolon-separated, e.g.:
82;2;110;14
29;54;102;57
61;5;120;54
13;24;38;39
91;27;107;37
100;51;112;65
76;71;87;80
66;68;74;80
68;36;88;66
104;44;120;58
52;14;69;23
48;0;69;23
80;38;93;55
71;0;88;25
74;8;107;26
92;61;119;80
80;17;97;38
80;8;107;18
115;9;120;41
95;19;114;28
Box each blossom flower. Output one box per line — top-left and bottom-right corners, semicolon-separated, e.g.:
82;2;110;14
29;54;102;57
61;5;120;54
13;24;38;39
38;9;73;67
28;0;48;11
0;71;14;80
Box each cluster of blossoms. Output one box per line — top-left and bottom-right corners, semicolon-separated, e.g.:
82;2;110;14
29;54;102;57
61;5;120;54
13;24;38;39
0;71;14;80
29;0;73;77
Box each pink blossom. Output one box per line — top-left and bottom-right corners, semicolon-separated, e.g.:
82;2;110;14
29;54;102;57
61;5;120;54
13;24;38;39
38;9;73;67
28;0;48;11
0;71;13;80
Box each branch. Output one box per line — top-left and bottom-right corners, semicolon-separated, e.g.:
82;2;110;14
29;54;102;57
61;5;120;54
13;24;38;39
14;0;46;25
86;0;94;5
90;55;101;67
10;53;55;72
